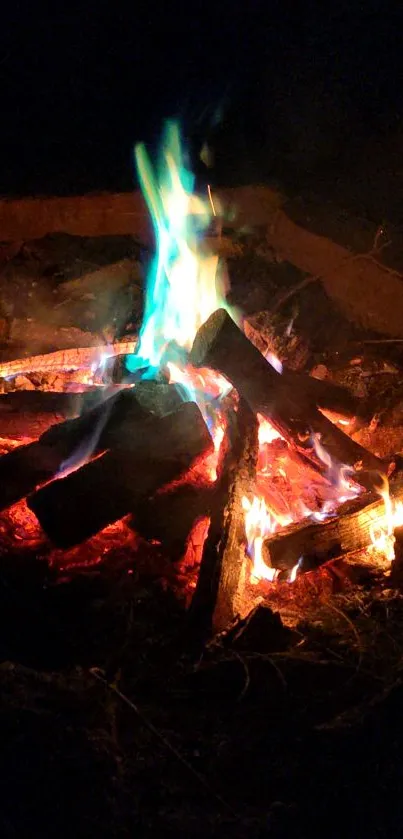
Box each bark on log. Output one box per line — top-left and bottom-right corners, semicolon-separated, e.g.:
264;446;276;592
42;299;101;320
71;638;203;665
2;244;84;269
0;383;185;511
263;473;403;574
190;309;387;482
266;209;403;338
28;402;213;548
188;399;259;639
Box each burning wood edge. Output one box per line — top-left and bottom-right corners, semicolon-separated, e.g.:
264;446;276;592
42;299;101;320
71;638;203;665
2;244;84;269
28;402;213;548
0;383;185;512
190;309;388;483
244;317;360;419
188;399;259;639
263;473;403;574
0;341;137;378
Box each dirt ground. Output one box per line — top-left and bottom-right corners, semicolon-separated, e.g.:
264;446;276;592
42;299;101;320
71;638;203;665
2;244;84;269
1;185;403;838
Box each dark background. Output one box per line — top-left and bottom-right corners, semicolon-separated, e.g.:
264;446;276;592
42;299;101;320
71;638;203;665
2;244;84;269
1;1;402;196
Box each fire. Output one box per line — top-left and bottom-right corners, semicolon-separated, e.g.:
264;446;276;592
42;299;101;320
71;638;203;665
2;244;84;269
369;475;403;562
257;414;282;447
242;495;293;583
126;121;232;374
21;120;397;590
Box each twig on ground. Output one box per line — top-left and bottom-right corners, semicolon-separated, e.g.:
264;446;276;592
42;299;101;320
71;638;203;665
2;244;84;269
89;667;239;818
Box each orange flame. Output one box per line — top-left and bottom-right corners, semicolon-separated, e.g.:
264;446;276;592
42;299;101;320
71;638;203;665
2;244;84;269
369;475;403;561
242;495;293;584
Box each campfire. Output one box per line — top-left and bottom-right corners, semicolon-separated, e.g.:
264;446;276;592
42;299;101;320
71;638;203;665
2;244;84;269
1;121;403;639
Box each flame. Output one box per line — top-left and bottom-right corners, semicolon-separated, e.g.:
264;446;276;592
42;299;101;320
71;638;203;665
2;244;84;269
312;433;362;508
242;495;293;584
369;475;403;562
257;414;282;447
265;351;283;374
126;121;232;374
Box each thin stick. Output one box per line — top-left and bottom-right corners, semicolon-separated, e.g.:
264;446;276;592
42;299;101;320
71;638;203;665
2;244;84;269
89;667;239;817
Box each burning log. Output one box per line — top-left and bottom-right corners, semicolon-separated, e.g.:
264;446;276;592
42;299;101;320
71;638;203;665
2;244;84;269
28;402;213;548
188;399;259;638
0;341;137;379
0;383;185;511
263;473;403;575
190;309;387;481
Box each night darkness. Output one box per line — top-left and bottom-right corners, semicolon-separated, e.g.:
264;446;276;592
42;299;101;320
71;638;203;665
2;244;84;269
1;1;403;197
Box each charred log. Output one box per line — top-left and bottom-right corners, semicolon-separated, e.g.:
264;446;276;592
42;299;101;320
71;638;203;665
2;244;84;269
263;473;403;575
0;383;185;511
188;399;259;639
28;402;213;548
190;309;387;483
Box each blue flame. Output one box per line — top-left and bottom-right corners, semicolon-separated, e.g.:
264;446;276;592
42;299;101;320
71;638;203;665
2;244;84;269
126;121;211;376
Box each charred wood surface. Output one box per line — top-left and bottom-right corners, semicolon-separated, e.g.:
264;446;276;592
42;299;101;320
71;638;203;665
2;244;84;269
28;402;213;548
132;482;214;561
263;473;403;574
0;383;185;511
190;309;386;482
188;399;259;639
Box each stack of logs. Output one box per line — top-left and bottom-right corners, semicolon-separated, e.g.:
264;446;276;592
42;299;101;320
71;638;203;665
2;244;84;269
0;308;401;638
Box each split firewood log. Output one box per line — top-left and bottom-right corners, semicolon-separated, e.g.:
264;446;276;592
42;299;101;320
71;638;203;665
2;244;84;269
263;473;403;575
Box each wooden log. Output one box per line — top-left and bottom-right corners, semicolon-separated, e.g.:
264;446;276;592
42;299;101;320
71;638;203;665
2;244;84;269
188;399;259;639
0;341;137;379
28;402;213;548
263;473;403;574
244;316;360;418
266;208;403;338
190;309;387;481
0;383;185;511
283;370;360;419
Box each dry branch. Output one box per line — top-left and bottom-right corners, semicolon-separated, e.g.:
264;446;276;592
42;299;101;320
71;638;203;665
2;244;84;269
263;474;403;574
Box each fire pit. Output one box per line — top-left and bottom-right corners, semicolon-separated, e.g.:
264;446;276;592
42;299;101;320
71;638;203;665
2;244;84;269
0;122;402;643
